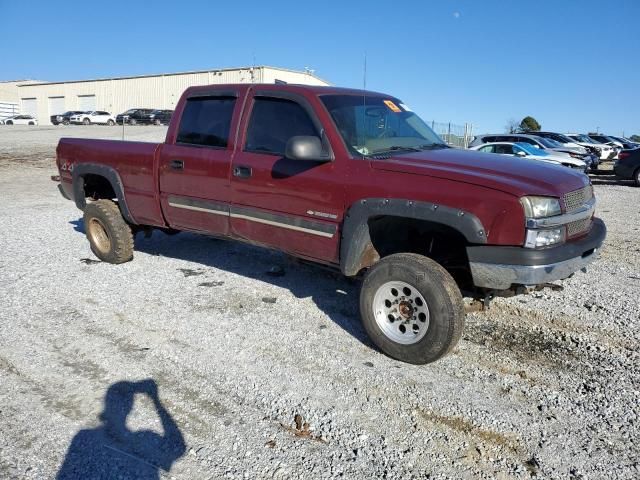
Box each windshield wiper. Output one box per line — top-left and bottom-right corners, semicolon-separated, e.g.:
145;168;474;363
371;145;424;154
418;143;450;150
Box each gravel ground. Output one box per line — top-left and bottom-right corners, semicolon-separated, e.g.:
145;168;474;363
0;126;638;479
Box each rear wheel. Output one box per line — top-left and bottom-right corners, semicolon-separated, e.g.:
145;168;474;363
83;200;134;264
634;168;640;187
83;118;90;125
6;120;12;125
63;119;70;125
107;119;115;126
360;253;465;364
154;119;161;126
28;122;34;125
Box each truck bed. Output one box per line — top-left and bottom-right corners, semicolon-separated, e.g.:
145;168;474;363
57;138;165;226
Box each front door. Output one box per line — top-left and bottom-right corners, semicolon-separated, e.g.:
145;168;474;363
229;91;343;263
159;93;239;235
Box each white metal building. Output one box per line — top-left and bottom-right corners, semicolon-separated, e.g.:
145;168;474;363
0;80;42;120
15;66;331;125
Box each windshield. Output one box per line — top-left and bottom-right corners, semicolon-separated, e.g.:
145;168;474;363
536;137;561;148
320;94;446;156
574;134;595;143
552;133;574;144
123;109;137;114
516;142;546;156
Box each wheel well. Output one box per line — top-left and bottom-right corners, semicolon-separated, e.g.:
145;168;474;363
365;216;473;289
82;174;116;200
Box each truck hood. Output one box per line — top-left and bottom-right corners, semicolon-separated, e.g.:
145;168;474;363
370;148;589;197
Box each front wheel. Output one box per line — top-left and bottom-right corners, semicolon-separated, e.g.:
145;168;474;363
129;118;137;125
634;168;640;187
83;200;134;264
360;253;465;364
83;118;90;125
6;121;12;125
63;119;69;125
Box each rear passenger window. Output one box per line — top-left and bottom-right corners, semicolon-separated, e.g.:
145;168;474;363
244;97;318;155
177;96;236;148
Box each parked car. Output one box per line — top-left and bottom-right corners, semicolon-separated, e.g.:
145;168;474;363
588;134;624;149
469;133;596;169
528;131;590;154
69;111;116;125
608;135;640;150
51;111;86;126
115;109;155;125
566;134;617;160
614;149;640;186
138;109;173;125
0;115;38;125
53;83;605;365
470;142;588;171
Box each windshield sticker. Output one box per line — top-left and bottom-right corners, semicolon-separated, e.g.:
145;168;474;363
399;103;412;112
383;100;402;113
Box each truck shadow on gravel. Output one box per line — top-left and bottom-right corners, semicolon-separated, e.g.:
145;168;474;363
56;379;185;480
70;219;371;348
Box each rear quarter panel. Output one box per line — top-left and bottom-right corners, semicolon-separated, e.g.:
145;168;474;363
57;138;165;226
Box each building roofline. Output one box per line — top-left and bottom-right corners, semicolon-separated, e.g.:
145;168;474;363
16;66;330;87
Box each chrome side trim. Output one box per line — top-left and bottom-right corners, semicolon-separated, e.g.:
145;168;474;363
230;213;334;238
525;198;596;229
230;206;337;238
167;196;229;216
469;248;598;290
166;196;336;238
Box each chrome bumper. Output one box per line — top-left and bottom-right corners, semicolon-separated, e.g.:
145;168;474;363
469;248;598;290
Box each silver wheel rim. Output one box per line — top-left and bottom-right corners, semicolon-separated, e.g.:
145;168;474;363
372;280;430;345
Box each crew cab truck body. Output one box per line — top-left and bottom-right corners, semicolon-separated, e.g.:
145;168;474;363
55;84;606;364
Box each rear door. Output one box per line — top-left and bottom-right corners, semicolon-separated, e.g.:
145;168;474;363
229;90;342;263
158;90;240;235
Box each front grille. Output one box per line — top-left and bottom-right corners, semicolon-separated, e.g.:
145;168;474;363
563;186;593;212
566;217;592;238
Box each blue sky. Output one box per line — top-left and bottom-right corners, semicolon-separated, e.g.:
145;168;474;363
1;0;638;135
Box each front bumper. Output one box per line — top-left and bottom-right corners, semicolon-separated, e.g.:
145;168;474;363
467;218;606;290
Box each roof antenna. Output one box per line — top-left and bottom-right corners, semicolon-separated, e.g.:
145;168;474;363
362;53;367;159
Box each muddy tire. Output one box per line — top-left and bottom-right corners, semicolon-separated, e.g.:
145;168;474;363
83;200;134;264
360;253;465;364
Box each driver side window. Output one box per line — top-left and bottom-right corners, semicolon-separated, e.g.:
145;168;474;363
244;97;318;156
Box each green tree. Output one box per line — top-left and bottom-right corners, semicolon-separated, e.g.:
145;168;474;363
520;116;541;132
630;134;640;142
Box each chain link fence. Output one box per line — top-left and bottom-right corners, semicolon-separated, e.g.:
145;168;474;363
428;120;473;148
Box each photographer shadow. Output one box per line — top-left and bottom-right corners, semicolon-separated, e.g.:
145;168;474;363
56;379;185;480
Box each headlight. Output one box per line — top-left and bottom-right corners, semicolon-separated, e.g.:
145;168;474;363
520;196;562;218
524;228;566;248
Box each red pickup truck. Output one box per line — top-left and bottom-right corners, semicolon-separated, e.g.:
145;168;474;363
55;84;606;364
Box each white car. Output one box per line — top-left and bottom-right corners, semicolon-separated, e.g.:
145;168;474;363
0;115;38;125
566;134;616;160
471;142;587;171
69;111;116;125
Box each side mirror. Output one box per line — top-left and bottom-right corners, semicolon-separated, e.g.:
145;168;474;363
515;150;527;157
285;136;332;162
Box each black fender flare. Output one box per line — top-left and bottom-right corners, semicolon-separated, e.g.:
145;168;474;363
340;198;487;276
71;163;137;225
